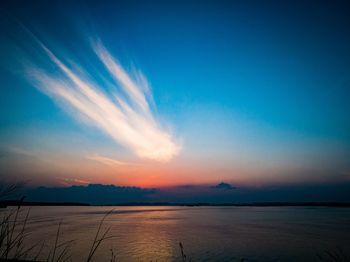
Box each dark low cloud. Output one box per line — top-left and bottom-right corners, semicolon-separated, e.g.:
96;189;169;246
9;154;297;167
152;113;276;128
9;182;350;204
24;184;157;205
151;182;350;203
211;182;236;190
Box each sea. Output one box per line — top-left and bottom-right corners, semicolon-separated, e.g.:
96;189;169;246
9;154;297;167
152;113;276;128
3;206;350;261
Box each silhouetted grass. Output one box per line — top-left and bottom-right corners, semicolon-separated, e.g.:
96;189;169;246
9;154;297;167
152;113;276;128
87;210;114;262
317;248;350;262
0;183;25;200
0;183;116;261
0;205;116;261
179;242;191;262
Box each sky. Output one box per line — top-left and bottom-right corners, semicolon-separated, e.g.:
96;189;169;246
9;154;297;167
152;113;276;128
0;0;350;190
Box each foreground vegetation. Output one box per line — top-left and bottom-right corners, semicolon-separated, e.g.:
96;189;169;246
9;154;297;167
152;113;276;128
0;202;114;261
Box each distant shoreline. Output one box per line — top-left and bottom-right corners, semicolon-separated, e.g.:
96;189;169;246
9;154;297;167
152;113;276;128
1;200;350;208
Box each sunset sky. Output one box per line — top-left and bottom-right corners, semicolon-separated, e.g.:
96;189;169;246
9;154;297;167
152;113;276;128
1;0;350;189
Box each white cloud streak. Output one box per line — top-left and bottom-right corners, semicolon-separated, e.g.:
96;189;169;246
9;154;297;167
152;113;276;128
86;154;132;167
26;39;181;162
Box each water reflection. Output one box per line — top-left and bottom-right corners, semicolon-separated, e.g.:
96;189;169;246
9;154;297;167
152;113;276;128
13;206;350;261
119;208;180;261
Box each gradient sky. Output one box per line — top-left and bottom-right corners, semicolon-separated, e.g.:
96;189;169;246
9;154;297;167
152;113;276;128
0;0;350;188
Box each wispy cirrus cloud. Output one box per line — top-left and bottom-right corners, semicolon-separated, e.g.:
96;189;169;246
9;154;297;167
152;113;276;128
25;37;181;162
59;177;90;186
86;154;132;167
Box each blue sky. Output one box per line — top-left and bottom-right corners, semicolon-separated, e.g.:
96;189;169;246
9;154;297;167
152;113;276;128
0;0;349;187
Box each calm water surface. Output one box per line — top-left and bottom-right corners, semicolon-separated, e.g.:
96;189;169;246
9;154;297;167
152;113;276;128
8;206;350;261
